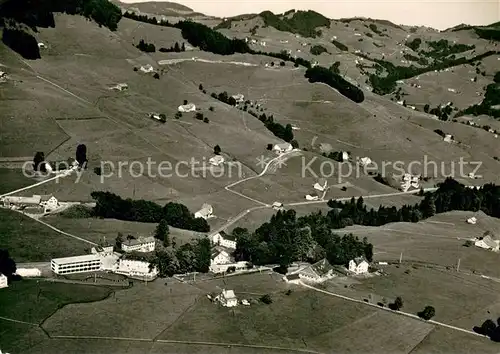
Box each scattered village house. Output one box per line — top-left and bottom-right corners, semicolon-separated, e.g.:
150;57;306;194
467;216;477;224
111;83;128;91
1;194;59;212
139;64;154;73
177;103;196;112
212;232;236;249
121;236;155;253
215;289;238;307
474;234;499;252
231;93;245;103
272;201;284;210
285;259;335;283
194;203;214;220
359;157;372;167
443;134;453;143
348;257;369;274
273;143;293;154
0;274;8;289
313;178;328;192
209;155;225;166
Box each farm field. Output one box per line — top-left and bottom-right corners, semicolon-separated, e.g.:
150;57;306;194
0;208;91;262
42;215;204;246
324;264;500;330
339;210;500;276
42;279;202;339
0;168;35;194
0;280;115;353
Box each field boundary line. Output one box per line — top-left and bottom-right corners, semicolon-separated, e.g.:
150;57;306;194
0;316;39;326
18;212;97;246
50;335;152;342
155;339;325;353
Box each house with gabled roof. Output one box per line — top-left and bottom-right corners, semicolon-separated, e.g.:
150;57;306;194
0;273;8;289
291;258;335;283
474;234;499;252
195;203;213;220
212;232;236;249
348;257;369;274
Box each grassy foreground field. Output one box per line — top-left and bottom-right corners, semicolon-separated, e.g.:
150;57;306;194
0;208;91;262
0;280;115;353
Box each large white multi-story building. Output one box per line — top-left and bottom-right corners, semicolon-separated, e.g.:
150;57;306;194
121;236;155;253
51;254;102;275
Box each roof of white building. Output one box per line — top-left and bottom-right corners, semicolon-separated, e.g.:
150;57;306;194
52;254;101;265
222;289;236;299
122;236;155;247
351;256;368;266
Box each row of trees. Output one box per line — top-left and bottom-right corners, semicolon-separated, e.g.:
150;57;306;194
152;238;211;276
256;113;295;143
325;179;500;230
305;66;365;103
159;42;186;53
136;39;155;52
368;50;498;95
90;191;210;232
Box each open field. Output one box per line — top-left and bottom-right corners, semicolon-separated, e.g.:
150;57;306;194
42;279;201;339
0;168;35;194
42;215;205;246
0;279;114;324
339;210;500;277
0;208;91;262
324;264;500;330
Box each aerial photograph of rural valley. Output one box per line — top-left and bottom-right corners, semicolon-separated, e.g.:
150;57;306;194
0;0;500;352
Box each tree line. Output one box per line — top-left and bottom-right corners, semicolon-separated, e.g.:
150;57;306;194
90;191;210;232
233;209;373;268
233;178;500;268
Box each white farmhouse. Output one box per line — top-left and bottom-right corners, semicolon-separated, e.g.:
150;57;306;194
273;143;293;154
443;134;453;143
305;194;319;201
348;257;369;274
284;273;302;284
359;157;372;167
121;236;155;253
178;103;196;113
231;93;245;103
313;178;328;192
212;233;236;249
290;259;335;283
139;64;154;73
215;289;238;307
39;195;59;213
0;274;8;289
38;42;46;48
195;203;213;220
209;155;225;166
467;216;477;225
474;235;499;252
111;83;128;91
272;201;284;210
211;248;231;265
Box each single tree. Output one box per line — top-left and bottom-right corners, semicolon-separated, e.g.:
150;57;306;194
418;306;435;320
199;83;204;91
181;42;186;51
33;151;46;173
174;42;181;52
214;145;221;155
260;294;273;304
424;104;430;113
183;99;188;105
155;219;170;247
76;144;88;167
153;72;160;79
